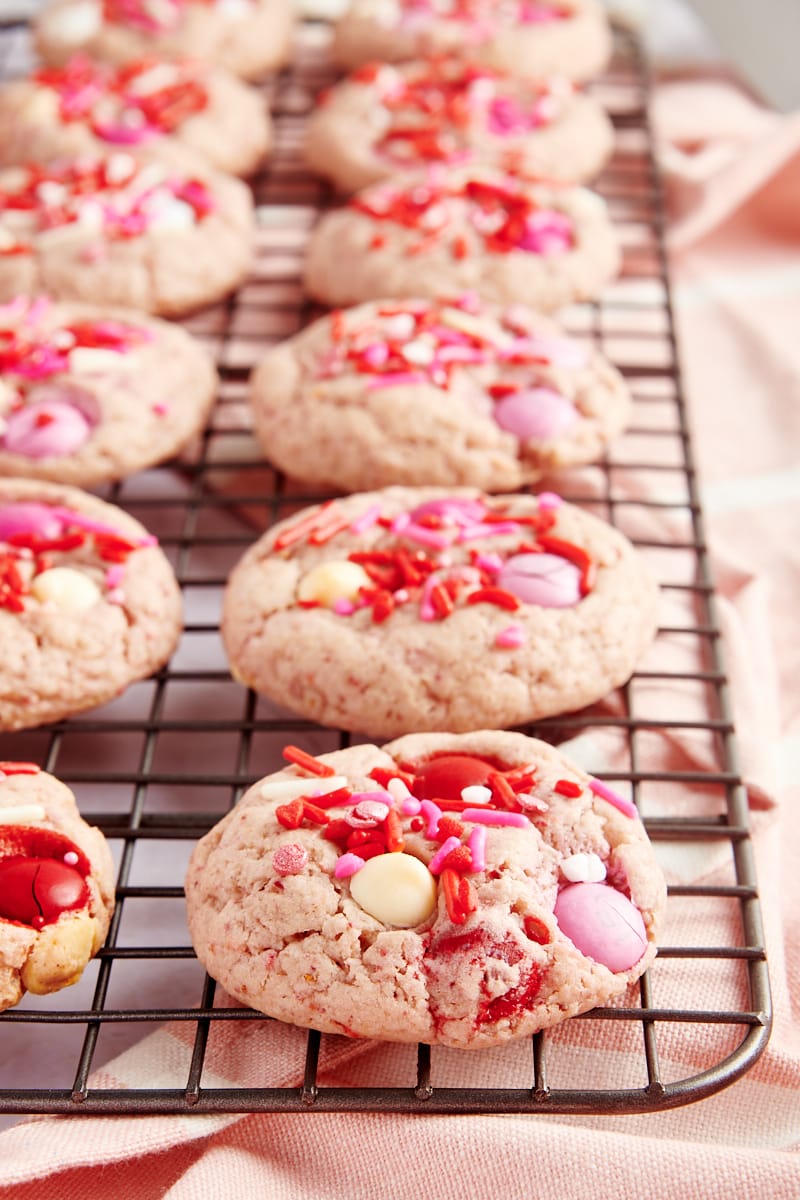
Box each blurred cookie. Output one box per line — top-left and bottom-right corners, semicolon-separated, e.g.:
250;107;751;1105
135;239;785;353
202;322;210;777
307;57;614;193
221;487;659;737
0;154;254;315
304;169;620;312
0;478;182;730
0;295;216;486
186;732;665;1048
0;56;270;178
34;0;294;83
333;0;612;83
0;762;115;1011
250;295;630;491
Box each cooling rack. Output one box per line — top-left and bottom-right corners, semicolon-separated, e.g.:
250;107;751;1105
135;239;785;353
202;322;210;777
0;15;771;1118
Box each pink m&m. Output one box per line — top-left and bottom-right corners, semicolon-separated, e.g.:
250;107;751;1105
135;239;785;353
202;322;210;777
3;400;92;459
493;387;578;442
0;501;63;541
497;552;582;608
554;882;648;972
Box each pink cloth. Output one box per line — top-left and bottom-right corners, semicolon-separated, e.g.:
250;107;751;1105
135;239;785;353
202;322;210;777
3;79;800;1199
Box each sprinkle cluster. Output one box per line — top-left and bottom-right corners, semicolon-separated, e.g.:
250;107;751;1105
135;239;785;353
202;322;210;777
34;56;209;144
395;0;569;35
102;0;242;34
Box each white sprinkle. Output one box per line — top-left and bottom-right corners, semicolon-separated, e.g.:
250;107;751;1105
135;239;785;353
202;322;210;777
461;784;492;805
259;775;349;803
561;852;607;884
0;803;46;824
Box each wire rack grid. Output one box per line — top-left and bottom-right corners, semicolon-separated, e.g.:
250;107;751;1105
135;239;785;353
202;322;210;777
0;16;771;1118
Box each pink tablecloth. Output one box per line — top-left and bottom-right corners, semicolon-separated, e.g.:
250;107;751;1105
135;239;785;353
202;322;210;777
2;77;800;1200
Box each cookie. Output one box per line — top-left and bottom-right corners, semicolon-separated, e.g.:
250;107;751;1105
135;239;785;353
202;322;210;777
0;56;270;179
0;295;217;486
306;57;614;193
249;295;631;491
333;0;613;84
303;169;620;312
0;154;254;315
222;488;658;737
0;762;115;1012
34;0;294;84
185;733;665;1049
0;478;182;730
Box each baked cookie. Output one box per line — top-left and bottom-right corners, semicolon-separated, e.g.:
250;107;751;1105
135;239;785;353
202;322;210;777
222;488;658;737
303;169;619;312
0;56;270;179
0;154;254;315
333;0;613;84
35;0;294;84
249;295;631;491
0;478;182;730
0;295;217;486
0;762;115;1012
186;733;665;1048
306;57;614;193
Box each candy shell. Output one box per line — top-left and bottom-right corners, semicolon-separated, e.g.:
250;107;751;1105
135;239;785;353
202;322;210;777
412;754;497;802
493;387;578;442
497;552;582;608
0;501;63;541
0;857;88;927
3;400;92;459
554;882;648;972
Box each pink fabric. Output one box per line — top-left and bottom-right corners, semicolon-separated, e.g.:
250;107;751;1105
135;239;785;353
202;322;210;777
3;79;800;1198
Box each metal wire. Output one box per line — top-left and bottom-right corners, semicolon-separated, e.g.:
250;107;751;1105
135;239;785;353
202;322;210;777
0;17;771;1117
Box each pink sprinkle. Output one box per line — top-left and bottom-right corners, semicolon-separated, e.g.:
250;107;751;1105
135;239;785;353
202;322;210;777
402;523;450;550
391;512;411;535
349;503;382;535
401;795;421;816
454;291;481;312
457;521;520;542
349;790;393;806
461;808;531;828
332;598;355;615
367;371;427;390
538;491;563;510
361;342;390;368
468;826;487;873
387;777;412;803
419;799;442;838
104;564;125;589
588;778;638;819
106;587;126;605
495;624;526;649
272;843;308;876
346;799;390;828
474;552;503;575
152;401;169;416
63;851;79;866
334;852;365;879
516;792;549;814
428;835;462;875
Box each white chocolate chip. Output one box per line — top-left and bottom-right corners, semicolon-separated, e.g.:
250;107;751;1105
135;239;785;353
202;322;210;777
45;0;102;44
31;568;101;613
561;852;607;884
259;775;349;803
297;560;371;607
349;852;437;927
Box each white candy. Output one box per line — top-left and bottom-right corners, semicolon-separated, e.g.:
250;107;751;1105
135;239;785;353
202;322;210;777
0;803;46;824
148;197;197;232
31;567;101;613
259;775;348;802
561;852;607;884
69;347;134;374
349;852;438;927
461;784;492;805
297;560;371;607
45;0;102;44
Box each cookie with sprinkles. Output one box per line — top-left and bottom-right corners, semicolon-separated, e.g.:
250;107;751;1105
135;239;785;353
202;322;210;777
0;154;254;315
0;478;182;730
306;56;615;194
0;56;270;179
0;763;115;1012
185;733;665;1048
35;0;294;84
0;295;216;486
221;487;658;737
249;295;631;492
332;0;612;84
303;168;620;312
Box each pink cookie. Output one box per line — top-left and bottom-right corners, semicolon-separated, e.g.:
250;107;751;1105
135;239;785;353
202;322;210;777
307;56;614;193
249;296;631;492
34;0;294;83
185;731;665;1049
0;295;217;486
333;0;613;84
0;154;254;315
0;477;182;730
303;168;620;312
0;55;270;179
221;487;659;737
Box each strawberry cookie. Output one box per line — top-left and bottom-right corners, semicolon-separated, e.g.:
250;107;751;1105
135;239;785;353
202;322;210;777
306;57;614;193
0;56;270;179
0;154;254;315
221;488;658;737
333;0;613;84
0;763;115;1012
34;0;294;84
0;296;216;486
185;734;665;1048
303;169;619;312
249;295;630;491
0;478;182;730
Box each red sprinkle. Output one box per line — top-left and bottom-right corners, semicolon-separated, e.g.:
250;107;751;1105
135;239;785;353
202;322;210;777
441;844;474;874
281;745;336;777
435;815;465;843
537;534;596;596
384;808;405;853
430;582;454;619
441;868;477;926
487;772;522;812
523;914;551;945
368;765;416;790
466;586;520;612
275;798;304;830
554;779;582;798
301;800;329;825
0;762;40;775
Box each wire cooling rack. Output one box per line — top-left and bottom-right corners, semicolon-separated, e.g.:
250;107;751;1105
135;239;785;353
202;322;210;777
0;16;771;1118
